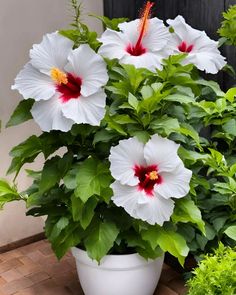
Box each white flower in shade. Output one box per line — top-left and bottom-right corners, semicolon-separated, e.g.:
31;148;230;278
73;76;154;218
98;2;170;71
109;135;192;225
166;16;226;74
12;32;108;132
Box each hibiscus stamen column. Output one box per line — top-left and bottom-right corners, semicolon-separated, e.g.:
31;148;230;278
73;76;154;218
127;1;154;56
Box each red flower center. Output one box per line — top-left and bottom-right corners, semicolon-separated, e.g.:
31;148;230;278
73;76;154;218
126;43;147;56
56;73;82;103
134;165;162;196
126;1;154;57
178;41;194;53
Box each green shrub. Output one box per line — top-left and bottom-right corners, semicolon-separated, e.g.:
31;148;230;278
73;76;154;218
218;5;236;46
187;244;236;295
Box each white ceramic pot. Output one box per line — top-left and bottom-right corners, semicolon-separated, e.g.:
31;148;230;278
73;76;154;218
71;247;164;295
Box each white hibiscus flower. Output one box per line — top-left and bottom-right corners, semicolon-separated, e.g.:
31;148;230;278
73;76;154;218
98;2;170;71
12;32;109;132
109;135;192;225
166;16;226;74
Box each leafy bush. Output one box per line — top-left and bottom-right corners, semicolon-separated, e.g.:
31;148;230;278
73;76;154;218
187;244;236;295
218;5;236;46
0;1;235;264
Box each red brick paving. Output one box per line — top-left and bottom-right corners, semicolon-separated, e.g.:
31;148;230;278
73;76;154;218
0;240;187;294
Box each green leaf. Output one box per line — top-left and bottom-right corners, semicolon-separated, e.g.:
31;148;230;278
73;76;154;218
150;116;180;136
10;136;40;158
141;227;189;265
229;163;236;177
71;194;98;229
129;131;150;143
196;233;208;250
90;15;128;30
128;93;139;110
53;229;81;259
8;136;42;175
93;130;117;145
64;163;81;190
6;99;34;127
196;80;225;97
112;114;137;125
225;87;236;102
105;114;127;135
172;199;205;234
208;148;224;166
179;123;200;145
212;216;228;232
122;64;147;91
138;94;162;113
224;225;236;241
178;147;208;164
0;179;20;209
137;245;163;260
50;217;69;240
164;93;195;104
205;223;216;240
140;85;154;99
223;119;236;136
39;153;73;194
75;158;112;202
49;222;82;259
84;220;119;262
100;187;114;203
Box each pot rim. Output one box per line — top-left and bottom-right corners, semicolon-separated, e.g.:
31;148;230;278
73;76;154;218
71;247;164;270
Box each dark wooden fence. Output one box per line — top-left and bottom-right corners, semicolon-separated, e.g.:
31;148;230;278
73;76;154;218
103;0;236;89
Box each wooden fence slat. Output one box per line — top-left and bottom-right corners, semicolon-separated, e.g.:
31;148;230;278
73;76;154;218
158;0;224;39
104;0;136;19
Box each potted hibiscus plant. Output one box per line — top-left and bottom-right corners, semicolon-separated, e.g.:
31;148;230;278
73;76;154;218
0;1;231;294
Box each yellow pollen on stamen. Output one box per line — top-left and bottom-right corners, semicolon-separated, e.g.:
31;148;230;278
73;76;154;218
149;171;158;180
50;67;68;85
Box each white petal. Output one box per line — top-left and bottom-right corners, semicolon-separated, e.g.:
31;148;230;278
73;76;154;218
65;44;108;97
12;63;55;101
111;181;141;219
136;193;175;225
167;16;201;44
62;90;106;126
118;19;140;44
121;52;163;71
166;16;226;73
183;51;226;74
164;34;182;54
155;164;192;199
30;32;73;75
144;134;181;173
98;29;129;59
142;18;170;52
111;181;174;226
31;94;74;132
109;138;146;186
119;18;170;52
